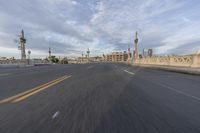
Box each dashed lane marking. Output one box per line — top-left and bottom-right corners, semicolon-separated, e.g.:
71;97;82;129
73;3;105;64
124;70;135;75
52;111;60;119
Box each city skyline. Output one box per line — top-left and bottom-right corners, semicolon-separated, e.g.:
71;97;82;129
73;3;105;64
0;0;200;58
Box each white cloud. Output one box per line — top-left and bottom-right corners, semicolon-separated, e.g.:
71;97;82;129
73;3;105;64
0;0;200;58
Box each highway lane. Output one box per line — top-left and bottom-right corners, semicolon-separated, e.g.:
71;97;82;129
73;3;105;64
0;64;84;100
0;63;200;133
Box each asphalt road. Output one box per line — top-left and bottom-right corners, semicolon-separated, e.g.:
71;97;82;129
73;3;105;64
0;63;200;133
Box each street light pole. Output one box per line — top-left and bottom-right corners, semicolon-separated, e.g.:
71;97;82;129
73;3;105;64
82;51;84;63
87;48;90;63
28;50;31;65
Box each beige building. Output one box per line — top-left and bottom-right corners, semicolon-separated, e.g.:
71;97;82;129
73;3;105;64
0;57;7;60
106;51;131;62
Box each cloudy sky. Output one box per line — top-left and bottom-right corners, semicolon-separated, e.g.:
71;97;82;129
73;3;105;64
0;0;200;58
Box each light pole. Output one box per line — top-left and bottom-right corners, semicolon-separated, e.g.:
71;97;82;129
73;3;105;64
28;50;31;65
87;48;90;63
82;51;84;63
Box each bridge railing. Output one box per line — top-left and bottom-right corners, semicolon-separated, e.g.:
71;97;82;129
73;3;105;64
0;60;50;65
0;60;26;64
135;54;200;68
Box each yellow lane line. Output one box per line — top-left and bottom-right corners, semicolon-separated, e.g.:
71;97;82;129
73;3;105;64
0;75;71;104
0;75;67;104
12;75;71;102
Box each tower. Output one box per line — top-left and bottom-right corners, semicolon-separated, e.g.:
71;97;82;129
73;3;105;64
134;31;139;59
20;30;26;60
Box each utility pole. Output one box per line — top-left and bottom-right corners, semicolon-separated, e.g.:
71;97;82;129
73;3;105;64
19;29;26;61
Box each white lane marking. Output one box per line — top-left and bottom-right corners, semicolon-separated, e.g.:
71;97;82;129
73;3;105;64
52;111;60;119
0;73;12;77
87;66;94;69
124;70;135;75
160;84;200;102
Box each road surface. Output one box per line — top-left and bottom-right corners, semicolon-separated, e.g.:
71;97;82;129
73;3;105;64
0;63;200;133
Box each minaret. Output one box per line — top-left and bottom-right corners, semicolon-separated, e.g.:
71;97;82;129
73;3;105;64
20;29;26;60
134;31;139;59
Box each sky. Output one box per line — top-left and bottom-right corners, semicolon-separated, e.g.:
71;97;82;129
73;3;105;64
0;0;200;58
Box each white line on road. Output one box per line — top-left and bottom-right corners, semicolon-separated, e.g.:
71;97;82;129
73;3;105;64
160;84;200;102
124;70;135;75
52;111;60;119
87;66;94;69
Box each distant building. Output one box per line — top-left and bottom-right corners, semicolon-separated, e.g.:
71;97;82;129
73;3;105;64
68;59;78;64
77;56;103;63
143;48;153;57
90;56;103;62
105;51;131;62
143;48;148;57
148;49;153;57
0;57;7;60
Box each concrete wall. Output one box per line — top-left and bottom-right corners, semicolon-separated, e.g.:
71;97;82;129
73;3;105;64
134;53;200;68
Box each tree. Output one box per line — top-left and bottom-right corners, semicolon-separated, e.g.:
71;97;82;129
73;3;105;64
49;56;59;63
60;57;68;64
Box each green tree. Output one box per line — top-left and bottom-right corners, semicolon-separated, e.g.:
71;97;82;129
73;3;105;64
49;56;59;63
